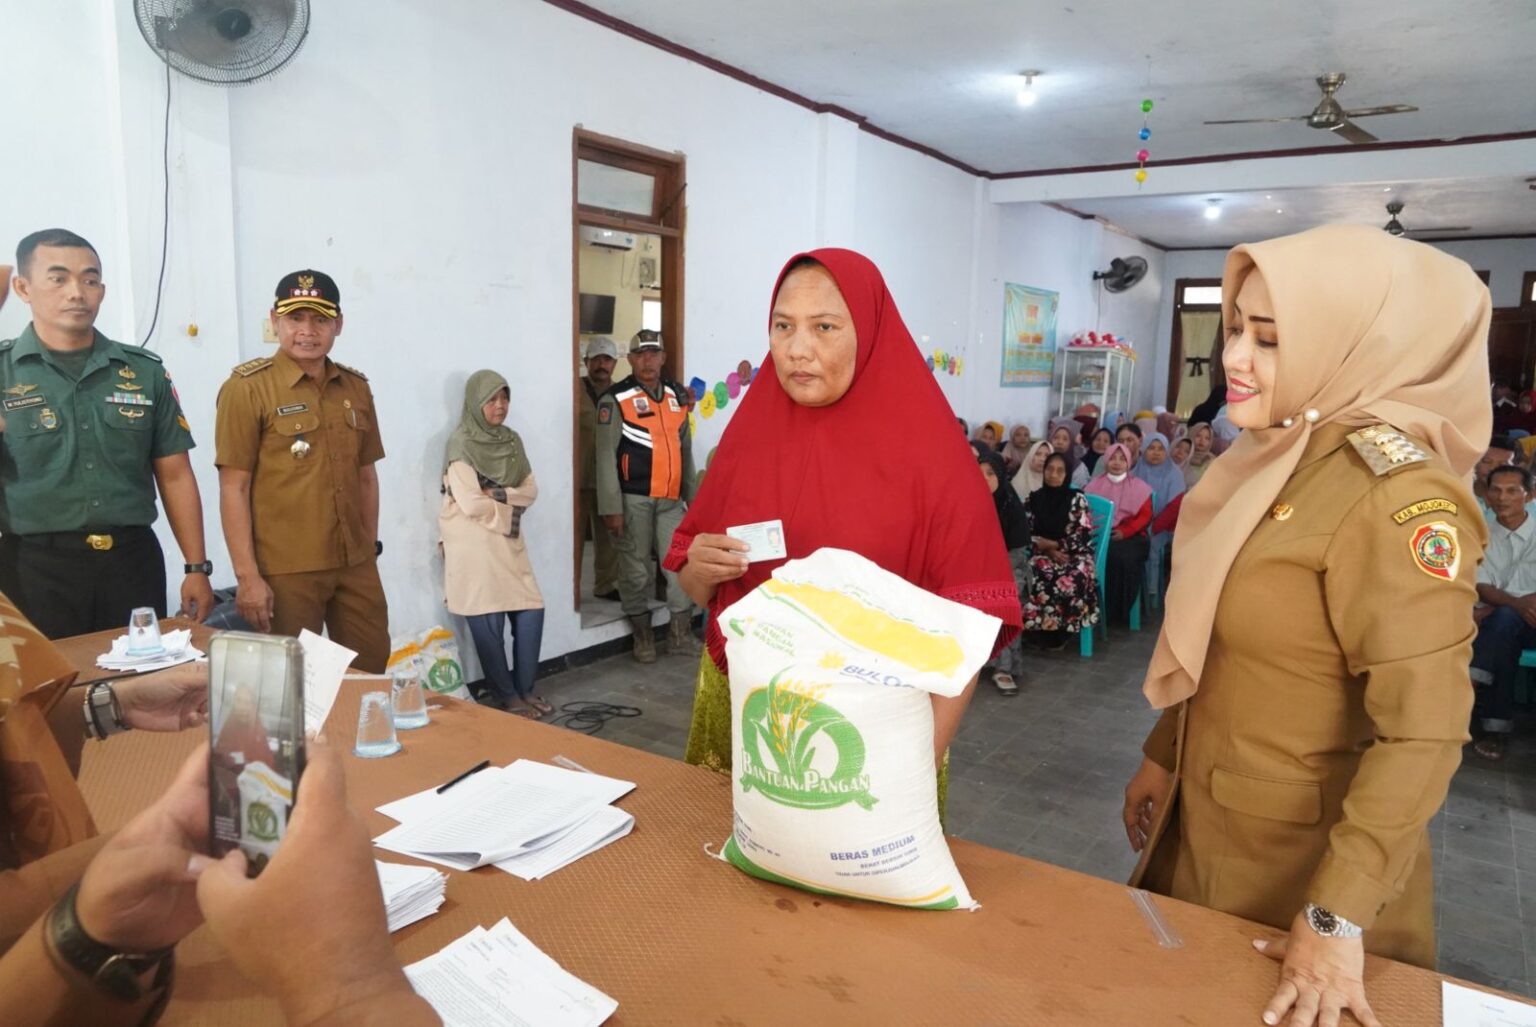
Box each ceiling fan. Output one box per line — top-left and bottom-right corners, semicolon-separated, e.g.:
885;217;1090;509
1204;73;1417;144
1383;200;1469;237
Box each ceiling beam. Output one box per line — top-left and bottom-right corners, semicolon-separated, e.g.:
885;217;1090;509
988;137;1536;204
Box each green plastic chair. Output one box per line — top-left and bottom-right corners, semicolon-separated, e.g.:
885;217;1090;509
1081;494;1115;658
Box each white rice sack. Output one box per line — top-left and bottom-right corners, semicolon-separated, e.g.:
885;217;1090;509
237;760;292;867
718;547;1000;910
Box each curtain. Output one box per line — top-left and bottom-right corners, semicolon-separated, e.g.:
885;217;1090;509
1173;310;1222;419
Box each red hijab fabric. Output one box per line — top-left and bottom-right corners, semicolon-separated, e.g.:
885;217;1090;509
664;248;1022;668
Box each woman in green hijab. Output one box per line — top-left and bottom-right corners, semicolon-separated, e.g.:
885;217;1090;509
439;370;549;717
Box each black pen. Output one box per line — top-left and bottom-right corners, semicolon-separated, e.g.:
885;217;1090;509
435;759;491;794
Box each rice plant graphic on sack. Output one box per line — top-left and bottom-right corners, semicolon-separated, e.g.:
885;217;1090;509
718;548;999;910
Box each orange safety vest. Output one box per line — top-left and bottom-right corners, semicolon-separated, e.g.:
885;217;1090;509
608;376;690;500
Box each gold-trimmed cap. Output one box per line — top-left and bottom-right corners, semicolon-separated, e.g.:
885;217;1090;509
273;269;340;317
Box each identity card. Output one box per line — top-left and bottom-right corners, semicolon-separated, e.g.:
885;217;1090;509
726;519;787;563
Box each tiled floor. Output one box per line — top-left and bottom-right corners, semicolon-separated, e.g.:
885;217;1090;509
502;613;1536;999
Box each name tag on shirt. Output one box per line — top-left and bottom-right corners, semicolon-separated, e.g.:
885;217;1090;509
727;519;787;563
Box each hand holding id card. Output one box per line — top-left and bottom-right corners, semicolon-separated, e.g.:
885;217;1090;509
726;519;787;563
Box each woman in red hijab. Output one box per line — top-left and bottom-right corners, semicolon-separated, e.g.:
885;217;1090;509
663;249;1022;781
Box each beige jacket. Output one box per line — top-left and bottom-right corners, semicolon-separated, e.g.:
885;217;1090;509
1131;424;1485;969
439;461;543;616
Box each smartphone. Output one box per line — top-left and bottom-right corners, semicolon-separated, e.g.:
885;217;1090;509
207;631;305;876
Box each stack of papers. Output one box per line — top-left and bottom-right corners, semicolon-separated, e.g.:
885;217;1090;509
96;629;204;672
405;918;616;1027
376;860;447;933
1442;980;1536;1025
375;760;635;879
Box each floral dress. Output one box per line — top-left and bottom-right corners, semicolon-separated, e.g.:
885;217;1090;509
1021;491;1100;632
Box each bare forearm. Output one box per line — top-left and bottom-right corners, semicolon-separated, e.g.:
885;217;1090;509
155;462;207;562
360;470;380;543
218;472;261;579
677;560;717;609
0;916;161;1027
930;673;979;766
1477;583;1520;607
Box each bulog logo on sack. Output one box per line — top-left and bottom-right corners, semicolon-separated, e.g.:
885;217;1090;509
427;657;463;694
739;669;876;811
246;800;280;842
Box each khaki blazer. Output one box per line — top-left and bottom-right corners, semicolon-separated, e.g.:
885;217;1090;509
1132;423;1486;969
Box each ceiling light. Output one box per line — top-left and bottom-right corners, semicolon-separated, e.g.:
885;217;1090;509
1275;208;1284;214
1016;70;1041;108
1265;194;1273;200
1383;186;1393;192
1204;199;1222;221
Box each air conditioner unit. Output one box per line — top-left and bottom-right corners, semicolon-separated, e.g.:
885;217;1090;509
580;226;636;251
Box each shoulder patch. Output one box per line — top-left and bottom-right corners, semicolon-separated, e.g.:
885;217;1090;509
597;405;612;424
1391;498;1459;525
335;361;368;381
1409;521;1460;581
1346;426;1430;477
232;357;273;377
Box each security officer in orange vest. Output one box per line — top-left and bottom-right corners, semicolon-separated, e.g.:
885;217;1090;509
595;331;697;663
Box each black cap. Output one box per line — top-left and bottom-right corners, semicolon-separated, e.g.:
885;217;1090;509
273;270;340;318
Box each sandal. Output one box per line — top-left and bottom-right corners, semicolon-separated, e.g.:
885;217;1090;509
1473;736;1507;762
527;696;555;716
506;703;542;720
992;672;1019;696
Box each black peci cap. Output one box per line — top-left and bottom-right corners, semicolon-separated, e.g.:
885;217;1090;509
273;269;341;318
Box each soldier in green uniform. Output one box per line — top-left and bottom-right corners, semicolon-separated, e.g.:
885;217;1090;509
214;270;390;672
0;229;215;638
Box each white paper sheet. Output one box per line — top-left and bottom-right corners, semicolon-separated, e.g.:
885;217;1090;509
373;760;634;870
1443;980;1536;1026
298;628;358;728
376;859;448;933
493;805;635;880
405;919;615;1027
96;629;204;672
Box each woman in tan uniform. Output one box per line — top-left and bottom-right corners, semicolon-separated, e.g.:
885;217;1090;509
1122;225;1491;1027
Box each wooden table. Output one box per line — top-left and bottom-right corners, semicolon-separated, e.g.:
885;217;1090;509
64;633;1511;1025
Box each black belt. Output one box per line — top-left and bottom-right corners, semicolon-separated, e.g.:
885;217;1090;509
9;526;155;552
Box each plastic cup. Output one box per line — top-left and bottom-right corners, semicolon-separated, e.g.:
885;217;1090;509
126;607;164;655
392;670;430;730
353;691;401;758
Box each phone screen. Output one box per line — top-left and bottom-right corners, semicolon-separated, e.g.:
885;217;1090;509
208;632;305;875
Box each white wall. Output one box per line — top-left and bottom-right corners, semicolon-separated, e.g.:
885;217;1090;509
966;203;1166;434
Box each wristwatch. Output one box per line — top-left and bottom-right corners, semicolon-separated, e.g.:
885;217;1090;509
45;882;175;1002
184;560;213;575
1303;902;1363;939
82;682;129;740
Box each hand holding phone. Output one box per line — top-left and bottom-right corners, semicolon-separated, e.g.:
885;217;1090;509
208;632;305;876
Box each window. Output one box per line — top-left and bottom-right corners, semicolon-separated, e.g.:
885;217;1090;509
641;298;662;333
1179;284;1223;306
577;159;656;217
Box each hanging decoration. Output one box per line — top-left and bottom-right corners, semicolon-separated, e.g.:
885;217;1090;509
1135;97;1153;186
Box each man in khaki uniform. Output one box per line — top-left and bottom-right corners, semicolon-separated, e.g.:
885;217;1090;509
214;270;389;671
577;336;619;601
1129;423;1485;971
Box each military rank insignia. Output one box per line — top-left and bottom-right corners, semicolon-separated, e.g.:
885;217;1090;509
1409;521;1459;581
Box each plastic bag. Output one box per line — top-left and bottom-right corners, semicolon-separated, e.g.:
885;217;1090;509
387;627;473;701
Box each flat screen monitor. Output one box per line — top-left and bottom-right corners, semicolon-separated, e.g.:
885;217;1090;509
579;293;616;335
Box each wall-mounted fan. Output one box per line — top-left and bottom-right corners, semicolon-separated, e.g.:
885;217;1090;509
1093;256;1148;293
1204;73;1417;145
135;0;310;85
1383;200;1469;237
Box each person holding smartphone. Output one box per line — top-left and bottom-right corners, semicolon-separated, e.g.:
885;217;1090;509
0;739;438;1026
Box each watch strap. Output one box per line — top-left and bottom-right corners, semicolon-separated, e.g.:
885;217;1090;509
1303;901;1363;939
44;882;175;1002
184;560;213;575
83;683;129;740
